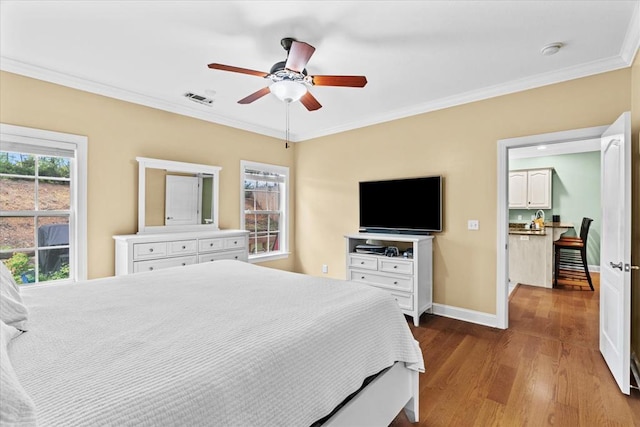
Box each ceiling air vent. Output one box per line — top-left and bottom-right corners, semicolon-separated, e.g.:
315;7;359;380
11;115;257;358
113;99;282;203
184;92;214;106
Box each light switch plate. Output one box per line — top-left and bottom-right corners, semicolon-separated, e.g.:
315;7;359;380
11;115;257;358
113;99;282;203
468;220;479;230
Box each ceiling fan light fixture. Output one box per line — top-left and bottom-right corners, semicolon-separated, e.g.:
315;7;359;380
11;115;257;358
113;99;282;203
270;80;307;103
541;42;563;56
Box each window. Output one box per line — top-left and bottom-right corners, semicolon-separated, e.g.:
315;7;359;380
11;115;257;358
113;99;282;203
0;124;87;285
240;161;288;261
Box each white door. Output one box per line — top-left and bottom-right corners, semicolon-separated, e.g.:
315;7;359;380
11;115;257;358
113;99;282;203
165;175;199;226
599;112;631;395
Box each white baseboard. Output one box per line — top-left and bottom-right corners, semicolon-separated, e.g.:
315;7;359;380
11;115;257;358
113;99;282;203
431;303;498;328
588;264;600;273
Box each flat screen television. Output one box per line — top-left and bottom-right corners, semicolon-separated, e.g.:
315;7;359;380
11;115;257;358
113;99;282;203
359;175;443;234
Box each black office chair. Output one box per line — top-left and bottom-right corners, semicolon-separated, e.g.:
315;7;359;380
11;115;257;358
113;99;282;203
553;217;593;290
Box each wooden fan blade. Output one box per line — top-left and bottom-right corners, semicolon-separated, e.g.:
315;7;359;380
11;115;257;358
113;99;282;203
311;75;368;87
285;41;316;73
300;91;322;111
208;63;269;78
238;87;271;104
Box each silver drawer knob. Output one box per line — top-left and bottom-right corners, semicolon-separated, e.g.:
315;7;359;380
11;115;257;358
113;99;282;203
210;243;214;247
149;248;153;252
182;245;186;249
182;263;186;266
149;267;154;271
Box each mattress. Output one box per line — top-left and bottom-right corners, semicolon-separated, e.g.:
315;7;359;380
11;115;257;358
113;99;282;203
8;260;424;426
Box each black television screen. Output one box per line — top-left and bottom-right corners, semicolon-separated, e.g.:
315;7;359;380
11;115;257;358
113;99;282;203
359;176;443;234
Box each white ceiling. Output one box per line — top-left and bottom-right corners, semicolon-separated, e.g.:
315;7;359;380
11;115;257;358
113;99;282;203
1;1;638;143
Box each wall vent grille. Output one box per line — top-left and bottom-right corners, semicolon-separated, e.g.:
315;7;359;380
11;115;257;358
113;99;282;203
183;92;214;106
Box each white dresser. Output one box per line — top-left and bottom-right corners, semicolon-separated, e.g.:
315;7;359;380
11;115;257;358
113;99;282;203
114;229;249;276
345;233;433;326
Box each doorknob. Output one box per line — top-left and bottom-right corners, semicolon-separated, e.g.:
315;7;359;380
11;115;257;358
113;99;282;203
625;264;639;272
610;261;623;270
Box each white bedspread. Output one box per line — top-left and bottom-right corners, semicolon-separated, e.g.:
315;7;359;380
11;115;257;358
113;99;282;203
9;260;424;426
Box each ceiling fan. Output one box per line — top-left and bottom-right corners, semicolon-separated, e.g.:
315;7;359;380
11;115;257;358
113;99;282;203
207;37;367;111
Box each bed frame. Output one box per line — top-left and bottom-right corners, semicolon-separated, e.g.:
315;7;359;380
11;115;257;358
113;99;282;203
324;362;419;426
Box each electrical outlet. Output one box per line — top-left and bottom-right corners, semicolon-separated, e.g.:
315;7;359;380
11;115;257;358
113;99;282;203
322;264;328;274
468;220;479;230
517;215;522;220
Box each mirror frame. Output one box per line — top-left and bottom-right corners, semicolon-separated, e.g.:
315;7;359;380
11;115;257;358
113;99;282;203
136;157;221;234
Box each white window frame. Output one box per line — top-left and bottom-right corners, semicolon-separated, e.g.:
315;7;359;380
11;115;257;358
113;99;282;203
240;160;289;262
0;124;87;284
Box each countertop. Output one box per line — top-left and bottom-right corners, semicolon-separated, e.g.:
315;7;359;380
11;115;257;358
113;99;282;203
508;222;573;236
509;229;547;236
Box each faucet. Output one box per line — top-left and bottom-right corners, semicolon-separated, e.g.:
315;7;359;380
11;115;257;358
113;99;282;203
535;210;545;229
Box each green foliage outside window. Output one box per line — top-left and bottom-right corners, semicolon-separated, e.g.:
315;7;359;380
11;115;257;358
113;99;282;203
3;252;69;284
4;253;30;282
0;152;69;178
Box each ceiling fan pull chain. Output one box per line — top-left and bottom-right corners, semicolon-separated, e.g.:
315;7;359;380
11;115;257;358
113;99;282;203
285;101;291;149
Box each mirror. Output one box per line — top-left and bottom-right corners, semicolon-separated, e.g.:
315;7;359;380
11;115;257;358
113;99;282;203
136;157;221;234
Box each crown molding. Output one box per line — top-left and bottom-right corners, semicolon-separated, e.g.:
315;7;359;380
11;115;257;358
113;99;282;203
620;0;640;64
296;53;633;142
2;31;637;145
0;57;287;141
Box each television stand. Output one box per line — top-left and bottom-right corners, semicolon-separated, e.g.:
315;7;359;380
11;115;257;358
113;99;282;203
345;232;434;326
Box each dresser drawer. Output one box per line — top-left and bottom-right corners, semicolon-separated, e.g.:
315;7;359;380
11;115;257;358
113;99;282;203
224;236;246;250
389;291;414;311
167;239;197;256
199;238;224;252
133;255;197;273
348;255;378;271
198;250;247;263
349;270;413;291
379;258;413;275
133;242;167;260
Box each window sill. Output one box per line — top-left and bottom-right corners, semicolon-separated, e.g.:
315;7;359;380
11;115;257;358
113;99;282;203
248;252;290;264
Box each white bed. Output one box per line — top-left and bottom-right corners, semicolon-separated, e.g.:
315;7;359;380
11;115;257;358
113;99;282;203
1;260;424;426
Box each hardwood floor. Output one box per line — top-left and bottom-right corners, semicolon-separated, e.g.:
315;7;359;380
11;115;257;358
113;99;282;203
391;273;640;426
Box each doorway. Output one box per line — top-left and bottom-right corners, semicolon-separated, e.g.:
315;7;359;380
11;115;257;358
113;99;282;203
506;140;601;297
496;124;608;329
496;113;633;395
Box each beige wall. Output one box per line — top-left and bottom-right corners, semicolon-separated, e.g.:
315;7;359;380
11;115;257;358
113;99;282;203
0;65;634;318
631;54;640;359
294;69;631;315
0;71;297;278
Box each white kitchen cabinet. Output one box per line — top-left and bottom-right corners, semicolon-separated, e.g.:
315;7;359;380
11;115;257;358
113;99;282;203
508;170;528;208
508;168;552;209
508;223;572;288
